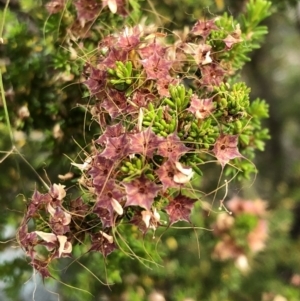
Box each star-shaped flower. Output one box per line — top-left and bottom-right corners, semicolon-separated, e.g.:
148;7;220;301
74;0;101;25
116;26;141;50
84;67;107;96
101;89;128;119
27;190;51;218
141;51;171;80
213;134;242;167
182;43;212;65
47;204;71;235
102;47;128;68
188;95;214;119
200;63;225;88
88;155;115;186
165;194;196;225
191;19;218;40
155;160;182;191
156;76;180;97
46;0;65;14
95;122;125;146
100;134;130;160
138;42;166;59
90;231;117;257
128;127;160;158
157;133;190;161
123;176;161;210
93;207;113;228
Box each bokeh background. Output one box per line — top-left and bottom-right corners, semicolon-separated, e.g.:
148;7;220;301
1;0;300;300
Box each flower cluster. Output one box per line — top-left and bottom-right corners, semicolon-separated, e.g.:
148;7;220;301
18;184;72;277
212;197;268;271
19;11;269;278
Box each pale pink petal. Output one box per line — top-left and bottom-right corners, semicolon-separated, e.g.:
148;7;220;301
62;211;72;225
35;231;57;243
175;162;193;176
173;173;193;184
111;198;123;215
153;209;160;223
57;235;68;257
100;231;114;244
53;183;66;200
71;157;92;171
202;51;212;65
137;108;144;132
47;203;55;217
107;0;117;13
141;210;152;228
63;241;72;254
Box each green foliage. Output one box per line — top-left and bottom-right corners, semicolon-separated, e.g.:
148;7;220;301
209;0;272;71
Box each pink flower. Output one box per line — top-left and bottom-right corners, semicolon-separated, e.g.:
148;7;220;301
165;194;196;225
141;51;171;80
128;128;160;158
155;160;182;191
117;26;141;50
213;134;242;167
74;0;101;26
191;19;219;39
46;0;65;14
188;95;214;119
90;231;117;257
247;219;268;252
157;133;190;162
123;176;160;211
100;134;130;160
227;197;267;217
182;43;212;65
200;63;225;88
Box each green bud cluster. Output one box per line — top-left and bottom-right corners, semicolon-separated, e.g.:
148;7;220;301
107;61;133;91
142;85;195;137
120;156;144;178
207;17;233;51
168;84;192;112
223;98;269;180
178;118;219;150
214;82;250;120
119;156;156;182
210;0;271;71
142;102;177;137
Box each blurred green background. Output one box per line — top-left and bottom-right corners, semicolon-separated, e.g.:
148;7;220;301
1;0;300;300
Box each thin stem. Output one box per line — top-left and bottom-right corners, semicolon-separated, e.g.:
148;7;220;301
0;0;10;38
0;71;14;145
